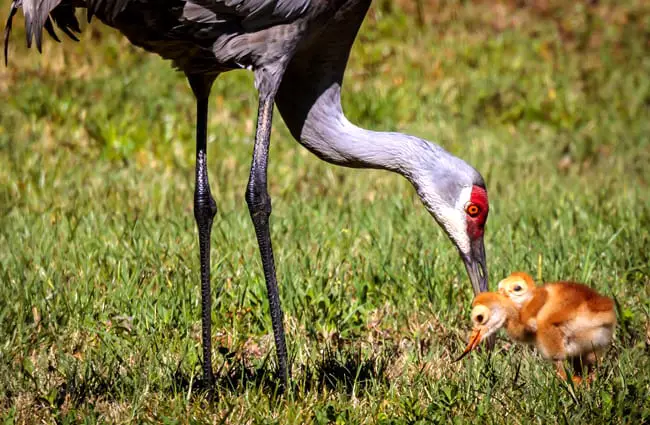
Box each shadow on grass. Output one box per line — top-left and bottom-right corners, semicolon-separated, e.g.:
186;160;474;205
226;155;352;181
303;346;392;394
169;345;393;400
4;342;395;415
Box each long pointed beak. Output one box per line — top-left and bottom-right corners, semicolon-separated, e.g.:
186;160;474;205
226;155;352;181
462;237;488;295
454;328;483;362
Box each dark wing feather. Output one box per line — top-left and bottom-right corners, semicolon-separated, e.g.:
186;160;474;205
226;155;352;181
42;15;61;42
185;0;310;30
86;0;103;21
86;0;130;22
107;0;131;21
50;4;81;41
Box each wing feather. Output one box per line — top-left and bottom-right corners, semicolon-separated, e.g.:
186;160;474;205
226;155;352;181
185;0;310;30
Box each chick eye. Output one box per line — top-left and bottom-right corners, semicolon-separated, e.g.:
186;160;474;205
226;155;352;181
514;285;522;292
465;203;480;218
475;314;484;324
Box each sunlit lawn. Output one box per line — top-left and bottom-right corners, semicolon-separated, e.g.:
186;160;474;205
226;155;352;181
0;1;648;423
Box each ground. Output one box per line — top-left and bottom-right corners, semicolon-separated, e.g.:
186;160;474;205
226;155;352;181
0;0;649;423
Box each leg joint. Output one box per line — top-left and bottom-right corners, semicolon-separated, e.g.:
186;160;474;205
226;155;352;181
245;183;271;219
194;191;217;222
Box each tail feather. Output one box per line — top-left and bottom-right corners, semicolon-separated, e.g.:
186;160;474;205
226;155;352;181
50;4;81;40
86;0;103;22
4;0;82;65
23;0;58;51
43;16;61;43
53;21;79;42
51;4;80;33
3;1;19;66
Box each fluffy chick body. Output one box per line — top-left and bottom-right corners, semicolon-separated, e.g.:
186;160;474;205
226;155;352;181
463;274;616;382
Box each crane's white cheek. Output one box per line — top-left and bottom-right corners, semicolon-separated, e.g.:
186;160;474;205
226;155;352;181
435;208;470;255
418;188;471;255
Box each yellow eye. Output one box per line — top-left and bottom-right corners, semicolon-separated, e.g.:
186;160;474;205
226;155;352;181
465;203;480;218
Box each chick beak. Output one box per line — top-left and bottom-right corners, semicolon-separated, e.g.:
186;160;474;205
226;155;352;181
454;328;483;362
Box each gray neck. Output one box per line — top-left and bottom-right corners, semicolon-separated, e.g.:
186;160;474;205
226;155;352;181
290;84;449;186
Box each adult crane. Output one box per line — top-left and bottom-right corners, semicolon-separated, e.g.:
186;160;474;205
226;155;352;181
4;0;491;388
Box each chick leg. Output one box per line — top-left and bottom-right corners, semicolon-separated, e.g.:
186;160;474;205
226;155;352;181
570;356;585;383
583;351;598;384
554;361;567;380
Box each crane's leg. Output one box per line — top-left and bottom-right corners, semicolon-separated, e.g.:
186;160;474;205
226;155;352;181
246;88;289;388
188;74;217;388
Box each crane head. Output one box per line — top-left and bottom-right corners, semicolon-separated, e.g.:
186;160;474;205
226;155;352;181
415;166;489;296
459;184;489;295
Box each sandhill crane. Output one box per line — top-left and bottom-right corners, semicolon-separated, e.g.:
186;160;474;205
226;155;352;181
4;0;490;388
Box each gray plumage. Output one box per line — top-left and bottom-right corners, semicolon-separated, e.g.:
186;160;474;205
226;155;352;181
4;0;490;386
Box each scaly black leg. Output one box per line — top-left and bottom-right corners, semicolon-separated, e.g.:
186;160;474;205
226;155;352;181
188;74;217;388
245;91;289;387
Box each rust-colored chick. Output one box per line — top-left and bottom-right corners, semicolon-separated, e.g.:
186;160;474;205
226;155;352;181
455;292;529;356
458;278;617;383
497;272;537;309
498;272;541;333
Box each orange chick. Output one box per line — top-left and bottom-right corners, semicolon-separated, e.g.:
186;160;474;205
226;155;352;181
457;280;617;383
497;272;537;308
498;271;540;332
455;292;530;357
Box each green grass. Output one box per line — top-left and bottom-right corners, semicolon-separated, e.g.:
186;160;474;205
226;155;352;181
1;0;649;422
